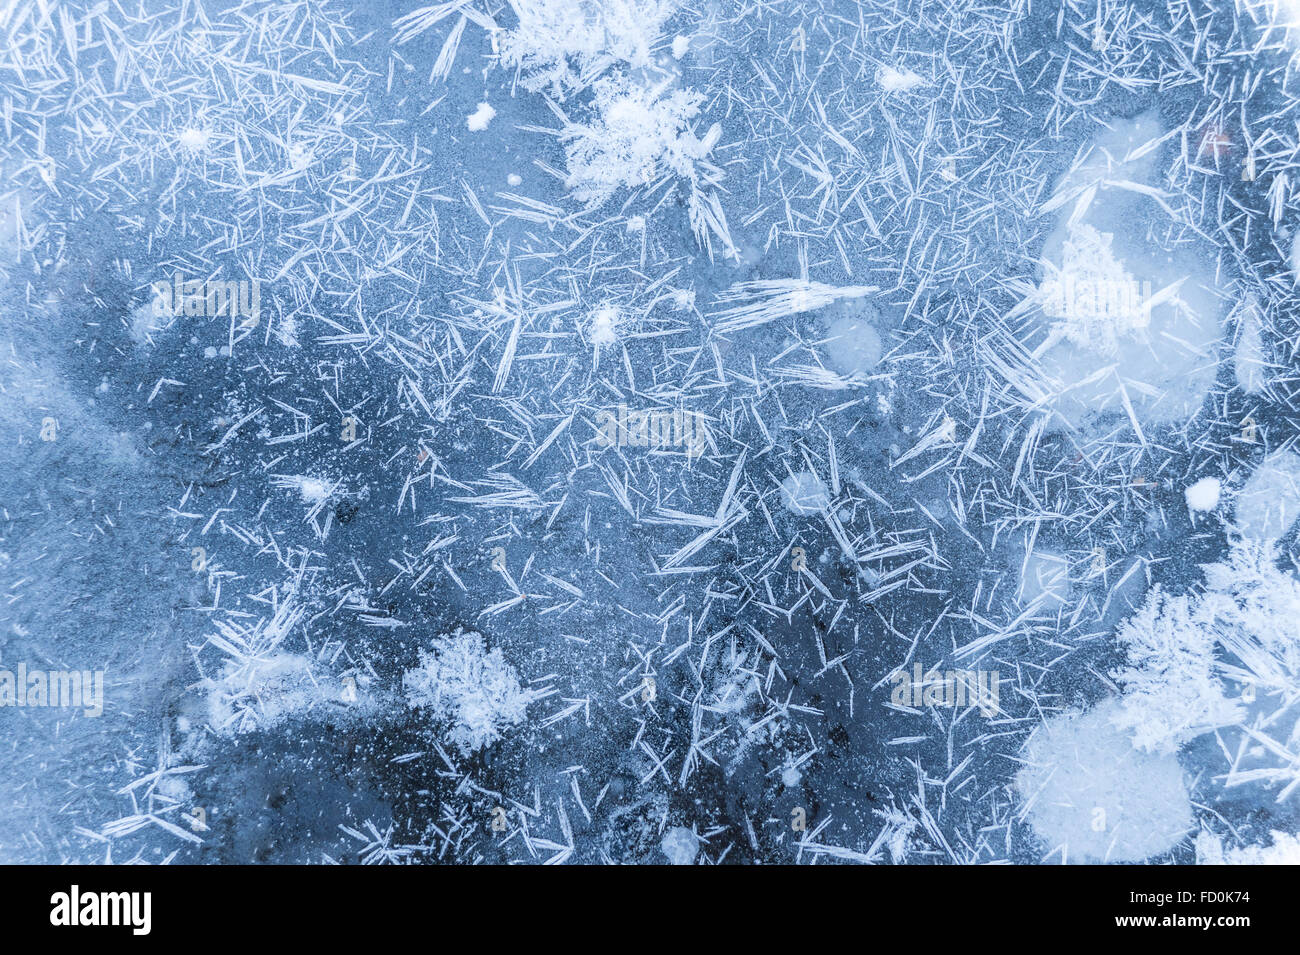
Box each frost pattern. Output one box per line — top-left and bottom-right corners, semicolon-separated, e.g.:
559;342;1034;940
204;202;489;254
1112;540;1300;786
1038;224;1150;356
1110;588;1243;754
403;629;540;754
560;76;707;208
499;0;680;94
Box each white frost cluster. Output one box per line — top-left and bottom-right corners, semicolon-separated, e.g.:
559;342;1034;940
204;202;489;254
403;629;537;755
876;65;925;92
1184;476;1221;512
1212;830;1300;865
1015;700;1193;863
499;0;679;94
494;0;726;232
560;76;709;208
1111;541;1300;765
466;102;496;131
1110;588;1244;753
1037;223;1151;357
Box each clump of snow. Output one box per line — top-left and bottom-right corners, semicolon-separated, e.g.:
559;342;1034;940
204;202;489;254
199;597;376;736
1224;831;1300;865
669;288;694;311
272;474;333;504
660;826;698;864
560;75;708;207
779;471;830;516
498;0;679;94
1015;699;1193;862
1234;450;1300;541
876;65;924;91
403;629;543;755
585;304;621;346
671;35;690;59
1185;476;1221;512
287;141;312;172
178;127;210;152
1198;829;1300;865
466;102;496;132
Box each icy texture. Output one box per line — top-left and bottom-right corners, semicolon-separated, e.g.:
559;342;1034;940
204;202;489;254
1022;111;1226;430
3;0;1299;869
660;826;699;864
1016;700;1193;863
1234;450;1300;540
779;471;830;516
403;630;540;755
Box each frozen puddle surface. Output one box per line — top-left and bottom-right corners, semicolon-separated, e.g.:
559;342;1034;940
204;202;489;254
0;0;1298;868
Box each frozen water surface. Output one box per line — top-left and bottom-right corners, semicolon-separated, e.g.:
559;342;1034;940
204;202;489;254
0;0;1299;867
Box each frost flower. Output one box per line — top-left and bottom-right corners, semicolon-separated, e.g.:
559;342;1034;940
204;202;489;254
403;629;541;754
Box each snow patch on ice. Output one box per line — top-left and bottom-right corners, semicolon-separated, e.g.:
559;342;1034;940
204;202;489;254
779;471;830;516
467;102;496;132
403;629;547;755
1198;828;1300;865
1016;699;1193;862
1234;450;1300;541
1185;476;1221;512
178;127;210;152
586;304;621;347
271;474;333;504
876;65;924;92
660;826;698;864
